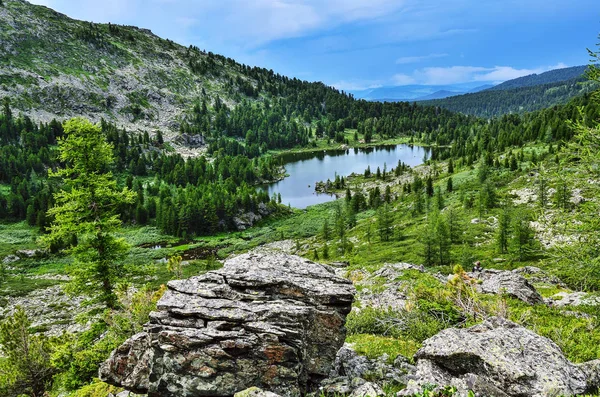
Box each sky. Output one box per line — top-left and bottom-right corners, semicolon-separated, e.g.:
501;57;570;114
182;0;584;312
28;0;600;91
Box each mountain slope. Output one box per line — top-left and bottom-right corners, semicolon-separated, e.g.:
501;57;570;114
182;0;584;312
487;65;587;91
0;0;309;134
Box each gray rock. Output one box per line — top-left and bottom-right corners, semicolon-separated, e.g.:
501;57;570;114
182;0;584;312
326;344;413;391
512;266;564;286
172;133;205;148
579;360;600;391
476;270;544;305
100;253;355;397
358;283;409;312
357;263;424;312
15;249;43;258
373;263;424;281
401;317;591;397
234;387;282;397
2;254;20;264
350;382;385;397
548;291;600;307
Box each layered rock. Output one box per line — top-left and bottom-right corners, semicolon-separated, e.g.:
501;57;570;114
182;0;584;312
401;317;594;397
100;253;355;397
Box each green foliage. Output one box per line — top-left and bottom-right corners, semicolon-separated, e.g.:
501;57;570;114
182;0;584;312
0;307;57;397
42;119;135;309
52;285;165;390
167;254;183;279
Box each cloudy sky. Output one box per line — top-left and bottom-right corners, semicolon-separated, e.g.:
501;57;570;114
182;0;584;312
29;0;600;90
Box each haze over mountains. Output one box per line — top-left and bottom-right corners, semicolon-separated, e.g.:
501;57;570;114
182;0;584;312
352;65;588;102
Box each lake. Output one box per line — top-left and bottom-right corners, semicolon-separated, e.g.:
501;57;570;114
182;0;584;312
262;144;430;209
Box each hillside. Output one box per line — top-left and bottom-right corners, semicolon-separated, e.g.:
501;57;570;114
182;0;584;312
0;0;349;137
419;74;597;117
487;65;587;91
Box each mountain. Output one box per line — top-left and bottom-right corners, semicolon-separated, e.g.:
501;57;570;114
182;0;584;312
351;82;489;101
413;90;466;101
419;69;596;118
486;65;587;91
0;0;338;135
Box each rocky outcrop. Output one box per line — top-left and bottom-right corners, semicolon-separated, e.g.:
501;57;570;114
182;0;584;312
547;291;600;307
473;269;544;305
100;253;355;397
0;284;93;335
356;263;425;312
401;317;595;397
173;133;205;148
512;266;564;286
319;344;414;395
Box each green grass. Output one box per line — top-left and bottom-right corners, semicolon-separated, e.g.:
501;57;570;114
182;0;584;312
346;334;419;363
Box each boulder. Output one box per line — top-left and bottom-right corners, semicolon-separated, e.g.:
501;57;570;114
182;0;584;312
401;317;593;397
349;382;385;397
2;254;20;264
547;291;600;307
475;270;544;305
234;387;282;397
100;253;355;397
512;266;564;286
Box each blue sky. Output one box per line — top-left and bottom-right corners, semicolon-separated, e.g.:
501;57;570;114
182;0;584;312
29;0;600;90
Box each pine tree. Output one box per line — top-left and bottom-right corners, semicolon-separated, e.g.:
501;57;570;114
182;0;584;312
322;218;330;240
42;119;135;309
446;177;453;193
426;176;434;197
554;178;571;210
0;307;56;397
377;204;393;242
511;211;536;261
496;206;511;254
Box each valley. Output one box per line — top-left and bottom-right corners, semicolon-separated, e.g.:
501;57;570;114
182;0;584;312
1;0;600;396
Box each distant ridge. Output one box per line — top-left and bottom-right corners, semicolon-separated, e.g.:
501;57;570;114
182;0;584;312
487;65;587;91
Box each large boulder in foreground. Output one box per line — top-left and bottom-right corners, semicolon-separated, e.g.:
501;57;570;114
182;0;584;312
401;317;593;397
100;253;355;397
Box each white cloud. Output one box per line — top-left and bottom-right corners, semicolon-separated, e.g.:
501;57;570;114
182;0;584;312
392;74;417;85
29;0;407;48
393;63;570;86
396;53;448;64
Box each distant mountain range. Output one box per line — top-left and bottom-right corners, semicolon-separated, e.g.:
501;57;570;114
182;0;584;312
352;65;593;117
352;65;588;103
352;82;493;102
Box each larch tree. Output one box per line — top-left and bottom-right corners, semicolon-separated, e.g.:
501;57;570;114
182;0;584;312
42;118;135;309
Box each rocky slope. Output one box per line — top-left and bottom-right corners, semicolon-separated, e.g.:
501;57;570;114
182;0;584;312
0;0;252;134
